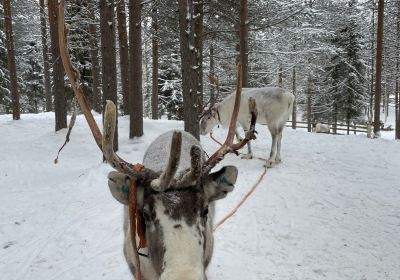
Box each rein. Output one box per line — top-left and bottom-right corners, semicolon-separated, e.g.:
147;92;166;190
209;132;268;231
128;164;146;280
213;166;267;231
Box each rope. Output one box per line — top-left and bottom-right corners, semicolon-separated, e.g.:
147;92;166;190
213;166;267;231
128;164;144;280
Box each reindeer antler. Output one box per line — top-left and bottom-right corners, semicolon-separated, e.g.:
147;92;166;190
202;63;258;177
58;0;102;150
199;74;221;121
175;145;203;187
58;0;168;187
102;101;160;182
207;73;221;108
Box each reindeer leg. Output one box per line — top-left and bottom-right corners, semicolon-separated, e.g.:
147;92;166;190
235;129;243;142
240;123;253;159
266;126;278;167
275;130;283;163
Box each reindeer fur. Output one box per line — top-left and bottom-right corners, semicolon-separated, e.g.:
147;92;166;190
108;131;237;280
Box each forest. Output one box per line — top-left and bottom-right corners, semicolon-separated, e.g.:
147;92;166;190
0;0;399;141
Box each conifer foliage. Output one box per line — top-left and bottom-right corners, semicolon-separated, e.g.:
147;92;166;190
0;0;398;139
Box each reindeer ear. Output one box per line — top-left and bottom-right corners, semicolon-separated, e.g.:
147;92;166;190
204;166;238;202
108;171;130;205
108;171;145;207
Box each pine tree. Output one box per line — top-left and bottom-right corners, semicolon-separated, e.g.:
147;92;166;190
129;0;143;138
373;0;384;136
48;0;67;131
178;0;201;139
0;3;11;113
3;0;20;119
39;0;52;112
20;41;44;113
324;0;367;133
100;0;118;150
151;5;158;120
116;0;129;115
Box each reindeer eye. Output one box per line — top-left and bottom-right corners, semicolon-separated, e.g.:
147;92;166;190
202;208;209;218
142;209;151;224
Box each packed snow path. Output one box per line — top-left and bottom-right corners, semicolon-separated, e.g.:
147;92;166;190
0;113;399;280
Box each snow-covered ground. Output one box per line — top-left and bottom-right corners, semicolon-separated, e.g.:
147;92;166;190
0;113;399;280
380;105;397;140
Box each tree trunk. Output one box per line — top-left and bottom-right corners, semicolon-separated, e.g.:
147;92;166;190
100;0;118;150
396;0;400;140
291;66;296;129
278;65;283;87
88;0;101;113
39;0;52;112
3;0;20;120
178;0;200;139
129;0;143;137
367;0;376;138
333;103;338;134
307;77;312;132
48;0;67;131
151;6;158;120
373;0;384;136
209;43;215;104
117;0;130;116
194;1;204;111
384;78;388;122
396;70;400;139
239;0;249;87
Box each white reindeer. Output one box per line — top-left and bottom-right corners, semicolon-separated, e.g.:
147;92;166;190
200;87;294;167
313;123;330;133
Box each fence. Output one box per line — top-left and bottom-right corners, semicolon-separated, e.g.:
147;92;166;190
286;120;368;135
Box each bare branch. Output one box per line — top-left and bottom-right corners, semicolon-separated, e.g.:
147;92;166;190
54;99;77;164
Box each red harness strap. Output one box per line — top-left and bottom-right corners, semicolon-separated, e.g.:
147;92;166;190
136;212;146;249
128;164;146;280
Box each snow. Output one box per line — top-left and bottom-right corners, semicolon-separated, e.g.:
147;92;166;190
0;113;399;280
380;105;397;140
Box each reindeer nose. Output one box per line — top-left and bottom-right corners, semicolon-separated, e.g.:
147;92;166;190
160;271;206;280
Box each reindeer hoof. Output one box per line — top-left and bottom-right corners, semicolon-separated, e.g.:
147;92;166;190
241;154;253;160
265;160;276;168
275;157;282;163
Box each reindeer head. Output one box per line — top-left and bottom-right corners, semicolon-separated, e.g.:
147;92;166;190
199;107;220;135
199;74;223;136
101;94;256;279
107;129;238;279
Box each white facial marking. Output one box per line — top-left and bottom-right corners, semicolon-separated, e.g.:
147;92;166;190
155;200;206;280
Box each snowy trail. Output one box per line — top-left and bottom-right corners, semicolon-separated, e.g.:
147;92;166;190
0;113;399;280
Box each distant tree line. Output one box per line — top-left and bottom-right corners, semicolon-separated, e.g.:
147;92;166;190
0;0;399;140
